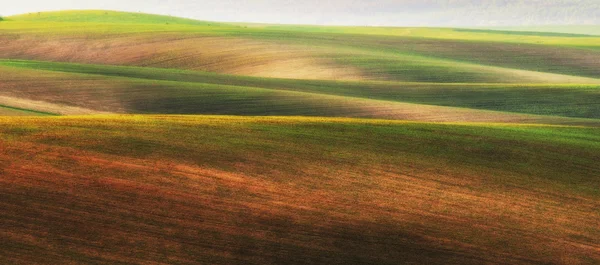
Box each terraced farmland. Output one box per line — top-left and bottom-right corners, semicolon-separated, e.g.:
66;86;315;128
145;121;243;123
0;10;599;265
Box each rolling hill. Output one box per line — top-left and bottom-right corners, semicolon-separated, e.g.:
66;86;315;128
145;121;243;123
3;10;600;82
1;10;599;265
1;116;599;265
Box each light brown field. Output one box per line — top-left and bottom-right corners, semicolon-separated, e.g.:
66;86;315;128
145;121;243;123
0;34;364;80
5;32;600;84
0;96;109;115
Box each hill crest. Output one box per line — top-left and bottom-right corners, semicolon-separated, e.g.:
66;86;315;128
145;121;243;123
7;10;218;25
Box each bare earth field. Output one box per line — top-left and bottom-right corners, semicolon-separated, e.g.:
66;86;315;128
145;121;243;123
1;116;599;265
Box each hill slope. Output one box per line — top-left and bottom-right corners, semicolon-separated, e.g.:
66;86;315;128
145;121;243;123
1;60;599;125
3;11;600;82
2;11;600;124
1;115;599;264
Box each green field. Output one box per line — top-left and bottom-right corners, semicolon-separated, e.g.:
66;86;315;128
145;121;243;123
479;25;600;36
0;10;599;265
1;60;600;122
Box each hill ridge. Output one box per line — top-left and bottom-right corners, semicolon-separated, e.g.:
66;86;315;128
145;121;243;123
7;9;220;26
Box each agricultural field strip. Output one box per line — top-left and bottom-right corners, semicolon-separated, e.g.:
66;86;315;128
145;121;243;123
2;74;575;124
6;59;600;88
474;25;600;37
0;116;598;264
4;18;600;48
1;60;600;121
2;114;599;198
249;36;600;83
255;25;600;47
233;31;600;80
3;21;600;81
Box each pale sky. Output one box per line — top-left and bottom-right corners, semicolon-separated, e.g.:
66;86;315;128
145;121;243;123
2;0;599;26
